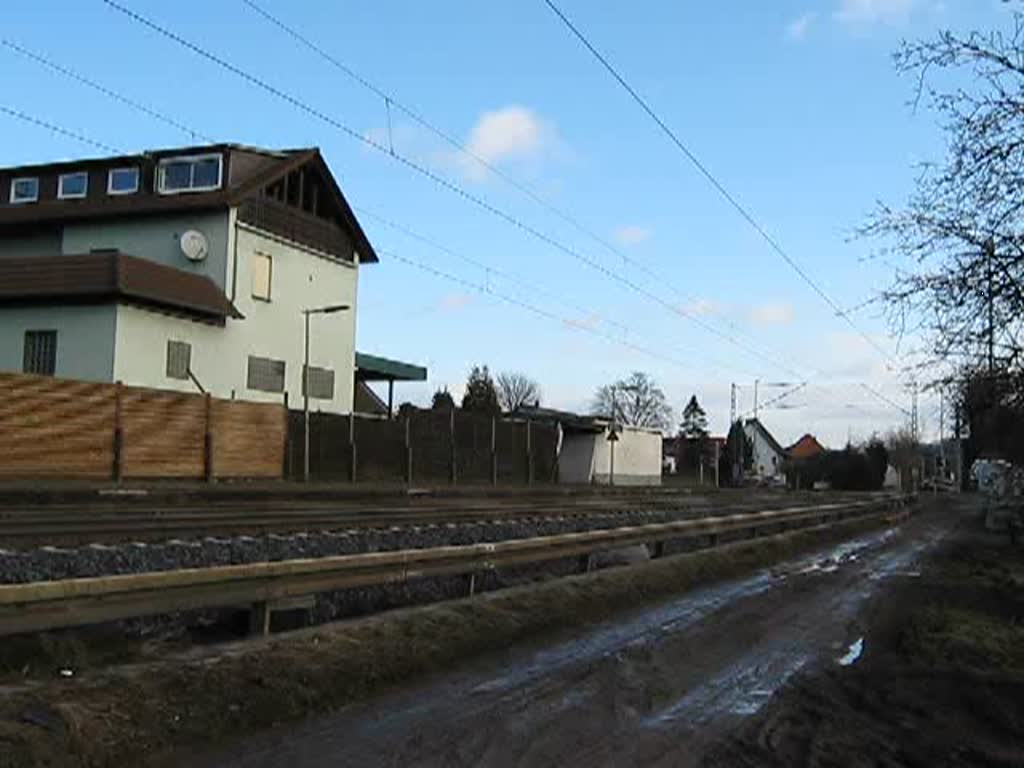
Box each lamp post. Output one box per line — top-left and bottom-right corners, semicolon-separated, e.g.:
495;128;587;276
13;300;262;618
302;304;350;483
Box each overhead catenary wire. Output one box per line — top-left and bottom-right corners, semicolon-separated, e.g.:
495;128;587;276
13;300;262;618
0;105;121;154
1;38;215;144
539;0;904;374
379;247;707;373
238;0;815;377
99;0;809;380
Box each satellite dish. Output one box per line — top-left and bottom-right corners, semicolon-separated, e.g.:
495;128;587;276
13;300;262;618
180;230;209;262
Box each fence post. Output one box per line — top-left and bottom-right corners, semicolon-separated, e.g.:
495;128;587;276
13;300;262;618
404;415;413;485
449;409;457;485
203;393;214;483
283;391;291;480
112;381;124;483
348;411;357;483
525;418;534;486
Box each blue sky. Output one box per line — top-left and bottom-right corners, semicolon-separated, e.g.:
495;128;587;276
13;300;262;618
2;0;1010;446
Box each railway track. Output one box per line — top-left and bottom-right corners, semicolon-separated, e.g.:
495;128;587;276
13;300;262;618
0;495;914;637
0;491;873;547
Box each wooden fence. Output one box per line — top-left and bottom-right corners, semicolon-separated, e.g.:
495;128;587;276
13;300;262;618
0;373;285;480
285;409;559;485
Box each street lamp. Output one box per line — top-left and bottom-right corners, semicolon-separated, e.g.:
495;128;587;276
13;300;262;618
303;304;350;482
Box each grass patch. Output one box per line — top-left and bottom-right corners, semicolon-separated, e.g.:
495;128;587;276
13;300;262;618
0;513;895;768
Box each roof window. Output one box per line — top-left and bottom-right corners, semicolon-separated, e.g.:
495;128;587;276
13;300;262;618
157;153;222;195
108;167;140;195
57;171;89;200
9;177;38;204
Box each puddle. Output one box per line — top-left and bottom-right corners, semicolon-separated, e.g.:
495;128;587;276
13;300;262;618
838;637;863;666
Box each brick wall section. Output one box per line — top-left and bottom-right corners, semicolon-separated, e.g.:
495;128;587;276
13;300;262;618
0;373;285;480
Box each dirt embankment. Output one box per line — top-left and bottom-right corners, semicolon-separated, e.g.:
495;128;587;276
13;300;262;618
0;513;897;768
701;506;1024;768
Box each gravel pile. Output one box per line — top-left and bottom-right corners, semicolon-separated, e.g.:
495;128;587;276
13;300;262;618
0;508;693;585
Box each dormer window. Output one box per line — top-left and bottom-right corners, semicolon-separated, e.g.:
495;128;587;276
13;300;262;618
57;171;89;200
108;167;139;195
157;154;222;195
9;177;38;204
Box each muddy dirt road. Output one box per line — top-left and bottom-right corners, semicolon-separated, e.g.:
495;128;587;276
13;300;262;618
175;503;961;768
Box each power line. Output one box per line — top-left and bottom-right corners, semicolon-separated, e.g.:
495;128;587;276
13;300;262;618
540;0;903;373
240;0;815;378
1;38;215;143
360;205;758;377
380;247;704;372
100;0;808;380
0;105;121;153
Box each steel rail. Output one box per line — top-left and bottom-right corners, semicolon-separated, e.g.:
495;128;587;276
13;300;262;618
0;496;911;636
0;496;858;546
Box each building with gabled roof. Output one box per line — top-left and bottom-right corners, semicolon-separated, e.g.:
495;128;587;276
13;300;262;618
743;417;787;479
0;143;421;413
787;433;826;460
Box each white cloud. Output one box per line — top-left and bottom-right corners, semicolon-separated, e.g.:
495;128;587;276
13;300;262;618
786;12;816;40
680;297;720;318
613;225;652;246
748;302;796;327
563;312;602;331
438;293;474;312
456;106;556;182
835;0;915;25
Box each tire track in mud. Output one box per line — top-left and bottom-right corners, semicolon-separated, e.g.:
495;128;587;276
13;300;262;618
179;510;954;768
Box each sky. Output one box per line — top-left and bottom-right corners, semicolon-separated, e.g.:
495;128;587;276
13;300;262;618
1;0;1013;447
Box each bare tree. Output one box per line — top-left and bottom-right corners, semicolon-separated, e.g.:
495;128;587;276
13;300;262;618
592;372;673;431
862;10;1024;373
495;371;540;413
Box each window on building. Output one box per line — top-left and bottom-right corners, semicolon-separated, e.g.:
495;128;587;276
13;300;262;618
157;154;222;194
57;171;88;199
247;355;286;393
303;365;335;400
166;340;192;380
23;331;57;376
108;167;140;195
9;177;39;204
251;252;273;301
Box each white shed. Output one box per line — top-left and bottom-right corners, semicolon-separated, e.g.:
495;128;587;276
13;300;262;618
515;406;663;486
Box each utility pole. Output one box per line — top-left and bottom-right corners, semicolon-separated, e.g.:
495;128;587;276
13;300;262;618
301;304;350;482
730;383;737;426
753;379;760;421
985;239;996;374
939;389;945;480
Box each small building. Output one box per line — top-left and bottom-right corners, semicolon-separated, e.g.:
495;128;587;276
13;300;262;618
517;406;663;486
787;433;825;461
743;418;786;479
0;143;423;414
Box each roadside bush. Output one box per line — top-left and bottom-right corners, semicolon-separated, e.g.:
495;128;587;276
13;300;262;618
785;442;889;491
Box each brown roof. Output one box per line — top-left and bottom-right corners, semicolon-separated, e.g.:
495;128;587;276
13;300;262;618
787;434;826;459
0;251;242;322
0;143;378;263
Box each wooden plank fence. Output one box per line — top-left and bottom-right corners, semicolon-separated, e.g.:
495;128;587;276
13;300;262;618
0;373;285;480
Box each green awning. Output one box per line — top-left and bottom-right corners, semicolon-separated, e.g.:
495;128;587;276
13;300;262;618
355;352;427;382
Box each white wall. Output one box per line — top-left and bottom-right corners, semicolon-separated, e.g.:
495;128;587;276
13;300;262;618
112;222;359;413
560;426;662;485
744;423;785;478
559;433;596;484
592;426;663;486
